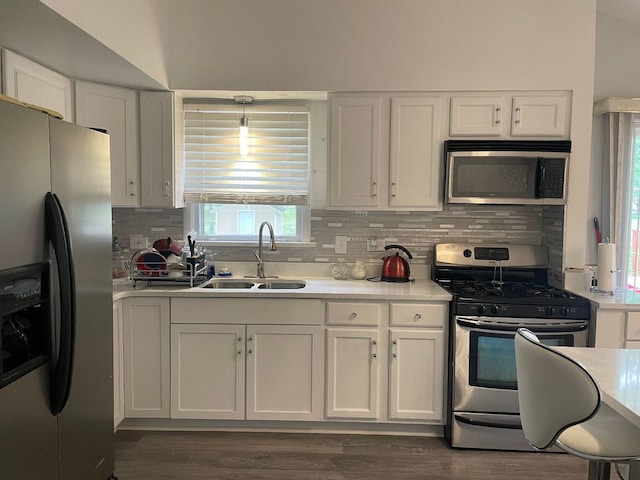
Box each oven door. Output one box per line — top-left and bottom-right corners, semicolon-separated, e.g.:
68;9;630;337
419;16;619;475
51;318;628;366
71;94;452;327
452;315;589;414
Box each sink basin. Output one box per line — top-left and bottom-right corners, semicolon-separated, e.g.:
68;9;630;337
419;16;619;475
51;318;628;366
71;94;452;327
201;279;255;289
257;280;306;290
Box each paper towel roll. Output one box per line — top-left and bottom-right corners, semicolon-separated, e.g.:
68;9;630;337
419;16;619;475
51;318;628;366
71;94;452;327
597;243;617;292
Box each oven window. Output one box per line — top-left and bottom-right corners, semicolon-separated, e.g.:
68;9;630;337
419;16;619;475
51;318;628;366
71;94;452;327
469;332;575;390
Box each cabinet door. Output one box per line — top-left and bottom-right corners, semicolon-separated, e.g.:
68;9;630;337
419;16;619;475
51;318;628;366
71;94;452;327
329;95;382;207
1;49;73;122
75;81;139;206
389;95;443;209
140;91;182;207
122;298;170;418
112;300;124;430
246;325;323;421
449;96;504;136
326;328;379;419
388;329;444;421
510;95;567;137
171;324;245;419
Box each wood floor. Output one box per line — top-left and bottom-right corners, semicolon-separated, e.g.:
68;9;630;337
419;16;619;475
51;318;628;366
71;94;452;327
114;430;589;479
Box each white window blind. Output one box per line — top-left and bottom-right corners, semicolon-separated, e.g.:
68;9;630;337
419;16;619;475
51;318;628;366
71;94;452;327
183;102;310;205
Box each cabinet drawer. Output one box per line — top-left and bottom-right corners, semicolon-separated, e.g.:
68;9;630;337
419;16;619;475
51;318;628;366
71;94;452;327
172;298;322;325
326;302;381;326
626;312;640;340
390;303;447;328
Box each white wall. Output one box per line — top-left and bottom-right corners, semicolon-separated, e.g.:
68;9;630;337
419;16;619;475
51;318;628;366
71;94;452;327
39;0;170;88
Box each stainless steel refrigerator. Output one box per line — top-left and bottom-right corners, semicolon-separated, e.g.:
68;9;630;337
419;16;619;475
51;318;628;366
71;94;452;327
0;99;115;479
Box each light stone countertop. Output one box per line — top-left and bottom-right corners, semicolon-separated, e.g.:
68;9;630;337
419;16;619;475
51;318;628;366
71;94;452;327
566;286;640;310
113;276;452;302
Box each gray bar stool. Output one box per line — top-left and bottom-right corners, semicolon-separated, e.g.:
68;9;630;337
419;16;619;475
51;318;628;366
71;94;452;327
514;328;640;480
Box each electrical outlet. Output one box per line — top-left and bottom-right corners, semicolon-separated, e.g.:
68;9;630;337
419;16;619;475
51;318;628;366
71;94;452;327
335;235;348;254
367;238;386;252
130;235;148;249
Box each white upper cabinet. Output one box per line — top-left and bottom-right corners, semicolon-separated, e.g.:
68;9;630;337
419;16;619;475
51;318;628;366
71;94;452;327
389;95;443;209
449;92;570;138
75;81;140;206
1;49;73;122
449;95;504;136
329;93;444;211
329;95;382;208
510;94;567;137
140;91;183;208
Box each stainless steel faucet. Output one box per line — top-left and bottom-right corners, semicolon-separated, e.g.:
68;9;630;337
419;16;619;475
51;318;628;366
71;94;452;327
253;221;277;278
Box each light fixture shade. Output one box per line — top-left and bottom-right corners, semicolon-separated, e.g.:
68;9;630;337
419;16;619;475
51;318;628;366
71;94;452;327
239;114;249;156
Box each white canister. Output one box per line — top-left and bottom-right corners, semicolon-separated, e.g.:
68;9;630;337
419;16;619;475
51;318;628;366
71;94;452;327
351;261;367;280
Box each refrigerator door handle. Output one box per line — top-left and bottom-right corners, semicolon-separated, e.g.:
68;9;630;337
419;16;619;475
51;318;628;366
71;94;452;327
44;192;76;415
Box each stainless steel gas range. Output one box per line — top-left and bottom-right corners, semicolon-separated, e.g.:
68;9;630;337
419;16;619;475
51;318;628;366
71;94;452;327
432;243;591;451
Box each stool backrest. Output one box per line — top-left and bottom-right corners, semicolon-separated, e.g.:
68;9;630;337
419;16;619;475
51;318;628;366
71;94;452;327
514;328;600;450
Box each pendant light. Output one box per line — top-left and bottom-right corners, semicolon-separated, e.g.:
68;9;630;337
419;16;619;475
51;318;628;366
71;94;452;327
234;95;253;156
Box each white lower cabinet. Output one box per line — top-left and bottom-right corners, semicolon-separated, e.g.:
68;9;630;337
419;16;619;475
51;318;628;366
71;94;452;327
326;328;379;419
112;300;124;429
388;329;443;421
325;301;446;423
170;298;324;421
171;324;245;419
122;297;171;418
246;325;323;421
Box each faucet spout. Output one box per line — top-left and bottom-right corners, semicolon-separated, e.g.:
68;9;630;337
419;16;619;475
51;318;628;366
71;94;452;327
256;221;277;278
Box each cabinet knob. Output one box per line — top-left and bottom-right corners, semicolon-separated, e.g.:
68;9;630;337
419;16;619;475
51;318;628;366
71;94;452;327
414;313;422;320
349;312;358;320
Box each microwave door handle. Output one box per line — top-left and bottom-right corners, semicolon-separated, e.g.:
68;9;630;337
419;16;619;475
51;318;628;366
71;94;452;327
536;158;546;198
44;192;76;415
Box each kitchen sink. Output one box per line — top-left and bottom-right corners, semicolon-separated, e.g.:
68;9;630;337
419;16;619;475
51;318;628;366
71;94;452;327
199;278;307;290
201;279;255;289
257;280;306;289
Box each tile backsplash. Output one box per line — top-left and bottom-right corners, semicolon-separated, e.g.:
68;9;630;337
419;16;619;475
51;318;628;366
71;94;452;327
113;204;564;279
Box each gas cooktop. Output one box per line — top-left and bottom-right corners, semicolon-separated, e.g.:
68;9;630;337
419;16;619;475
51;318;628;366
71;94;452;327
438;281;585;301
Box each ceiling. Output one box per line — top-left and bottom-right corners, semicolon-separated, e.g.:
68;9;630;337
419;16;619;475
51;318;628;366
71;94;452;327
597;0;640;25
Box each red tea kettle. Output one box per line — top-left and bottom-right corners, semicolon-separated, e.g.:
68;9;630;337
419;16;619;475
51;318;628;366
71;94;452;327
381;244;412;282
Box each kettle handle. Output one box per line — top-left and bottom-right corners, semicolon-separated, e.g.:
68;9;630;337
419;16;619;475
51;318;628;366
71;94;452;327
385;244;413;259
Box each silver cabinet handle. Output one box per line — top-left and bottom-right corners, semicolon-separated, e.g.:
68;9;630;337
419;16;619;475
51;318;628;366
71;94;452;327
495;106;502;125
371;182;378;198
392;339;397;358
164;180;171;198
514;107;521;125
391;182;396;198
371;338;378;359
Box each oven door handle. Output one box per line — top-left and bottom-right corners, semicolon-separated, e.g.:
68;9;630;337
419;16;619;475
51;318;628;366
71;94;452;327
456;317;589;332
455;413;523;430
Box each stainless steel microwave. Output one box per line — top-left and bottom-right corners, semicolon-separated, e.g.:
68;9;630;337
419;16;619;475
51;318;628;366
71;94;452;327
444;140;570;205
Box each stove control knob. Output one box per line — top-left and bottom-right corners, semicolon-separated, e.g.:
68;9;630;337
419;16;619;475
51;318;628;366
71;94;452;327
463;249;472;258
491;305;499;314
477;305;486;315
545;306;554;316
560;307;569;317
